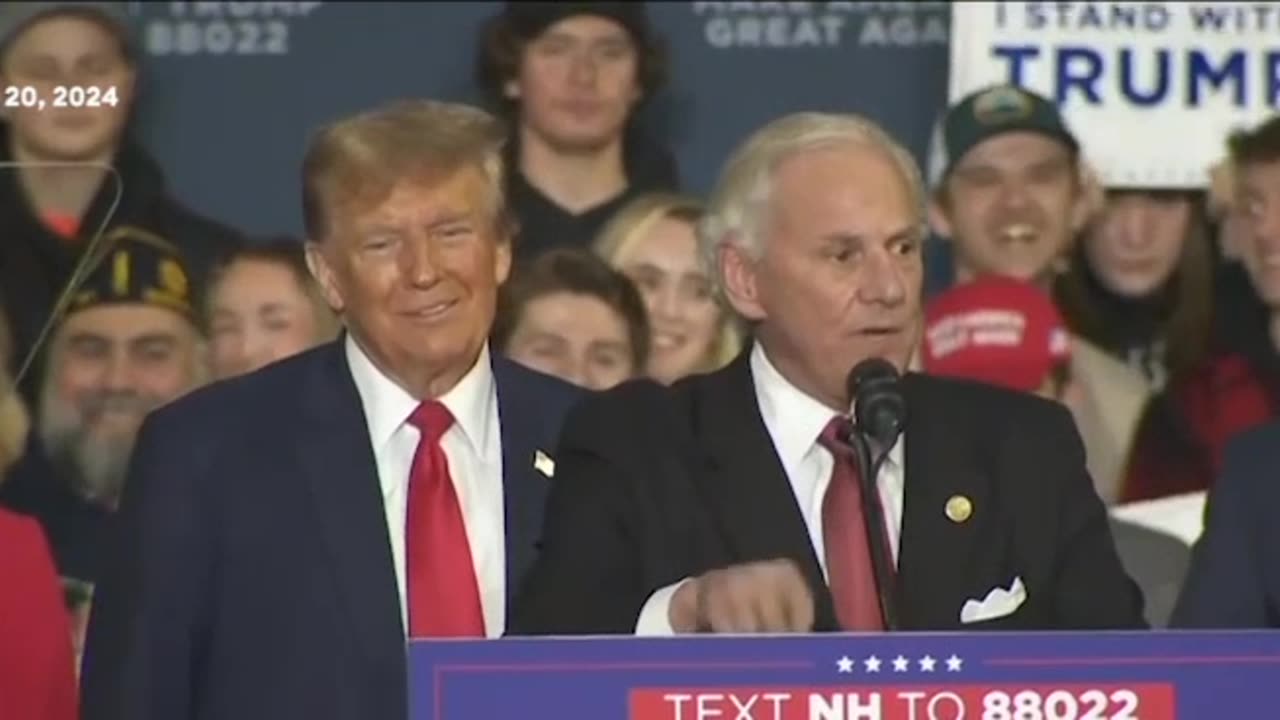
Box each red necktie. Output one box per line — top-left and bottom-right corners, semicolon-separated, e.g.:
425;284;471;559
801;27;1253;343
405;401;486;638
818;417;886;631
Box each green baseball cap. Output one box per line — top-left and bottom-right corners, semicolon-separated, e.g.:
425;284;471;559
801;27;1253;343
928;84;1079;188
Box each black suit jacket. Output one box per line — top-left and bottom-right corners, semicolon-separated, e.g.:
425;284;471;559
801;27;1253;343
510;350;1146;634
80;340;580;720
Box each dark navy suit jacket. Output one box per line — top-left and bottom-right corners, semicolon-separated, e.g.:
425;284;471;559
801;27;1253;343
1171;421;1280;628
79;340;580;720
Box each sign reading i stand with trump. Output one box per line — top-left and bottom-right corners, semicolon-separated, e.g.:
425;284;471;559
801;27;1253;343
946;2;1280;189
409;631;1280;719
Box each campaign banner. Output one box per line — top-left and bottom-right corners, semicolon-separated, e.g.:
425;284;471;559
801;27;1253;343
947;1;1280;189
409;631;1280;719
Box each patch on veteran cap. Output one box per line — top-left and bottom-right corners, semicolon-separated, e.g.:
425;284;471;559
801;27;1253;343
972;86;1036;125
67;225;196;322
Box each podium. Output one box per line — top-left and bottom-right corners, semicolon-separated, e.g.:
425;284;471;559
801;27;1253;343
409;631;1280;719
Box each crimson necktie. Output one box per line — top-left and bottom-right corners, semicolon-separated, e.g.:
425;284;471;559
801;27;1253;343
405;401;485;638
817;417;886;631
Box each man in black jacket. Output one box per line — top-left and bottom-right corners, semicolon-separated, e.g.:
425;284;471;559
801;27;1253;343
475;2;678;262
0;3;241;402
510;112;1146;636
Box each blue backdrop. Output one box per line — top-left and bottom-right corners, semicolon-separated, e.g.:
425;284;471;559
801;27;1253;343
125;2;952;286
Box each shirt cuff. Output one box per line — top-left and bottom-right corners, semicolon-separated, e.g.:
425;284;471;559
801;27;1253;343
634;578;692;636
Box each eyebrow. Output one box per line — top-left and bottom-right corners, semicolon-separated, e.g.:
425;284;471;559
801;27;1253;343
130;333;179;348
425;212;473;230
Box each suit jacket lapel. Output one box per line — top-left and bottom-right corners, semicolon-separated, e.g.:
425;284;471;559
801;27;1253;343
896;374;996;629
492;357;551;614
296;342;404;666
691;350;839;630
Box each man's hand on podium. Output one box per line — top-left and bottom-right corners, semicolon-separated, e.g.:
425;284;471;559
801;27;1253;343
669;559;815;634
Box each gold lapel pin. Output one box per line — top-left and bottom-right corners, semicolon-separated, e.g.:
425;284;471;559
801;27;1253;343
945;495;973;523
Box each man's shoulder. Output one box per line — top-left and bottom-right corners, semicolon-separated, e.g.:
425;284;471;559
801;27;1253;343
150;343;334;436
905;372;1074;430
1217;420;1280;502
493;356;583;417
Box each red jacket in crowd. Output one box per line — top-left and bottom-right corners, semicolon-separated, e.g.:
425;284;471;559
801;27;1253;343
0;508;78;720
1122;352;1280;502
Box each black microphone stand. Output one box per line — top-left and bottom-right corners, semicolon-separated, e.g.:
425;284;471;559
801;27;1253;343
840;425;900;632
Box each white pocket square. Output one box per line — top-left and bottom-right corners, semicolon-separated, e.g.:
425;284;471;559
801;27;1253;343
533;450;555;478
960;576;1027;624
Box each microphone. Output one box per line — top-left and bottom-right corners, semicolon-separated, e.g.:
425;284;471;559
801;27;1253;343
841;358;907;631
848;358;906;451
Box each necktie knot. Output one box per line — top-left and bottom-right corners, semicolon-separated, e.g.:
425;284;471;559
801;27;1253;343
818;416;856;457
408;401;455;446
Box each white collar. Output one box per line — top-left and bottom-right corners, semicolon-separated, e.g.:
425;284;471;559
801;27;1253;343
750;343;904;473
345;333;495;455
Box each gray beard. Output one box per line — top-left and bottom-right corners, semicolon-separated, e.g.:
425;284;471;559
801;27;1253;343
39;396;148;509
41;423;134;508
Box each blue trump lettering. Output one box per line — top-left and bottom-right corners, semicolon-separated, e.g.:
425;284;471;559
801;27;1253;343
992;45;1271;108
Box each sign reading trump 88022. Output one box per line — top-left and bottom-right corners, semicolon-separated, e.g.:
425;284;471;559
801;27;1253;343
409;631;1280;719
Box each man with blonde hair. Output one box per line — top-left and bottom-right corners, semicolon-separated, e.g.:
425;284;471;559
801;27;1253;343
511;112;1144;635
80;99;581;720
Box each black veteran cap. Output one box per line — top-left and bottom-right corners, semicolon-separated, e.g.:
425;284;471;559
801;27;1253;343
66;226;196;323
928;84;1080;188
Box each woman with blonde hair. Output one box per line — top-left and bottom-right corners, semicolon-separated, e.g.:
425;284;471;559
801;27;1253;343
594;192;742;384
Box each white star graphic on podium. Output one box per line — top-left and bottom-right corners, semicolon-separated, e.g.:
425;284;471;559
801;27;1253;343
836;656;854;673
946;654;964;672
863;655;882;673
892;655;910;672
919;655;937;672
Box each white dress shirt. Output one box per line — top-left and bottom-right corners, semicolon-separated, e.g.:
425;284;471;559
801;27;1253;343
634;343;906;634
345;334;507;638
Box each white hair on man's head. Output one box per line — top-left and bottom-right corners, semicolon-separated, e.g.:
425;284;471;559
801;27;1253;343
697;112;927;293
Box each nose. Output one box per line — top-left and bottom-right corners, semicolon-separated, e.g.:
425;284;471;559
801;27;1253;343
568;50;598;88
403;236;442;288
242;327;276;370
1109;201;1150;251
102;350;135;392
856;248;908;307
650;283;681;323
996;174;1035;211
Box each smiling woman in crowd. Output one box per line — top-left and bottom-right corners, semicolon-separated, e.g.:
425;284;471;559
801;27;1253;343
205;238;341;380
594;192;742;384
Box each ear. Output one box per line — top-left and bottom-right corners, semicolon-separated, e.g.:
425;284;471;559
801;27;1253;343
493;232;513;287
304;240;345;315
927;192;954;242
718;239;765;323
503;78;520;100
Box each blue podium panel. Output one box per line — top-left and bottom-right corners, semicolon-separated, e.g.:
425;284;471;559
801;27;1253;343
408;632;1280;719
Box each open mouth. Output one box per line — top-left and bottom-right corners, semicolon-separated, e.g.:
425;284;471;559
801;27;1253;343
997;223;1039;245
652;331;685;352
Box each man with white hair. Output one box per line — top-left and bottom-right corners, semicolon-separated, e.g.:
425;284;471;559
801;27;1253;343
510;112;1145;635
